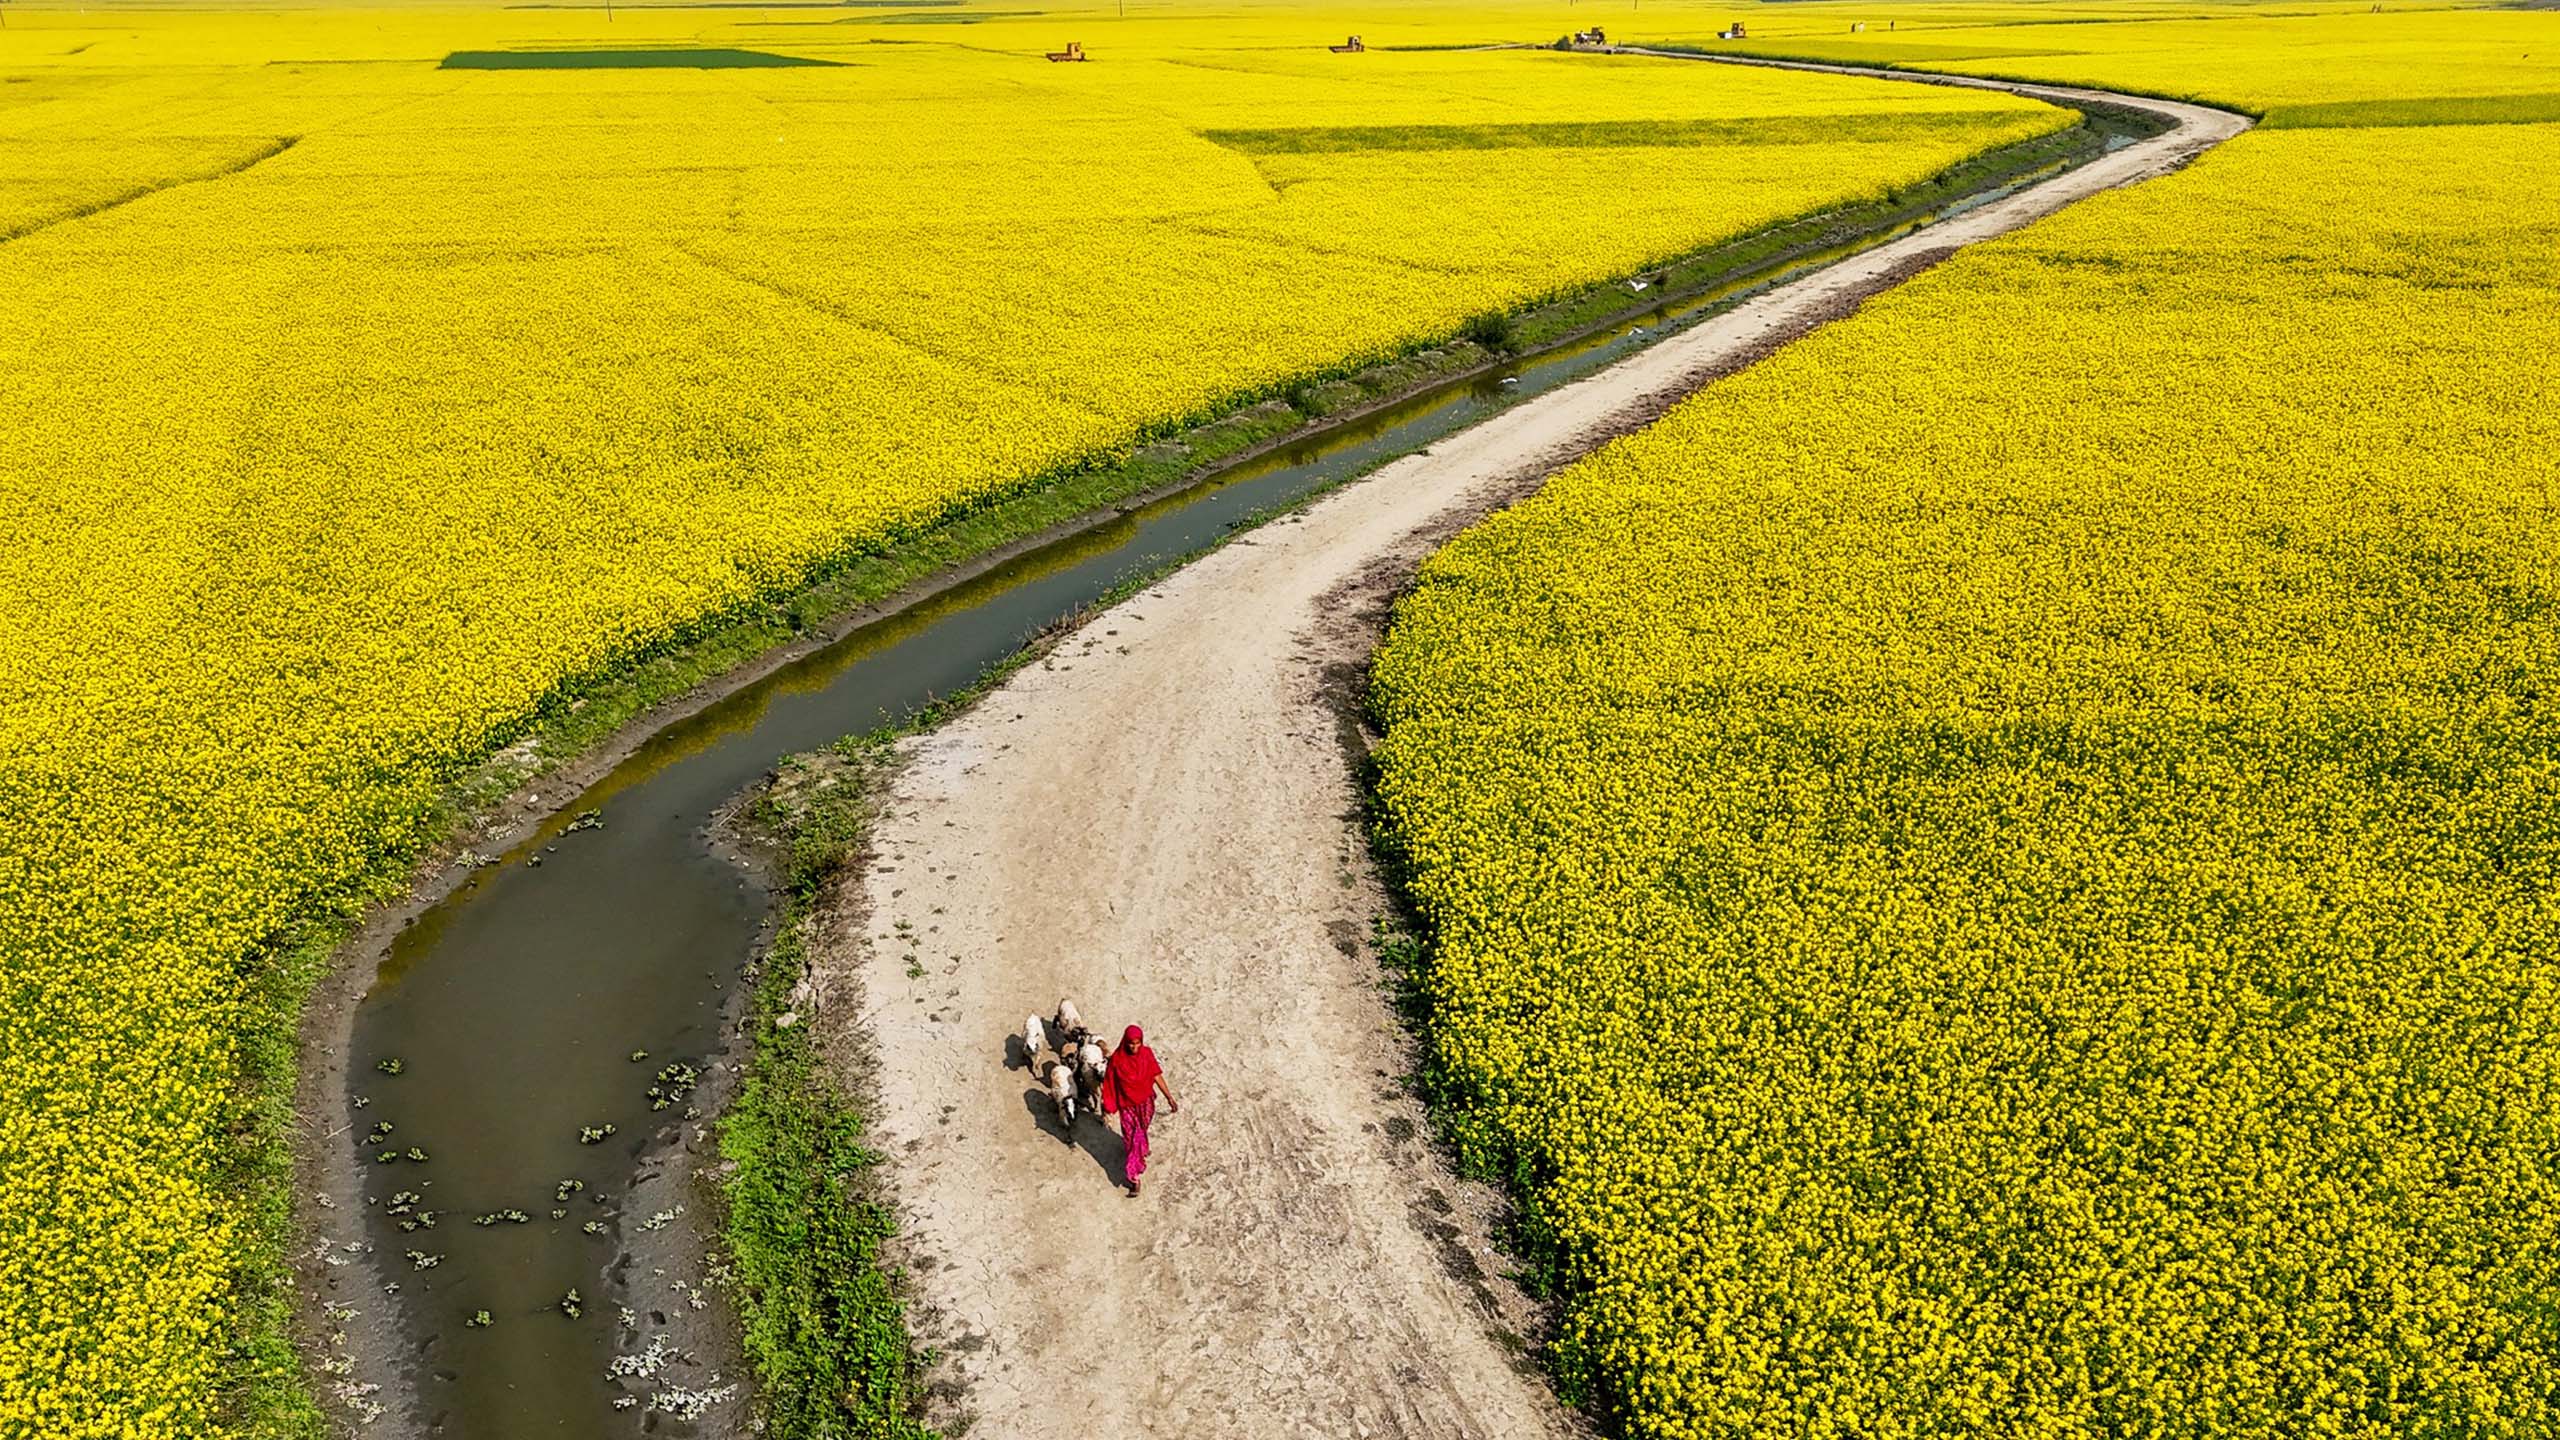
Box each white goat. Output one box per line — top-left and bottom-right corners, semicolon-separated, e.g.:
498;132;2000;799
1042;1057;1079;1127
1075;1038;1108;1110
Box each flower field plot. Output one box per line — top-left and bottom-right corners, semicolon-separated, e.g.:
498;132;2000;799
0;2;2075;1434
1372;7;2560;1439
1711;1;2557;119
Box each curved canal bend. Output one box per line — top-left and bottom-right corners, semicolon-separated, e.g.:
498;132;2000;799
304;65;2241;1439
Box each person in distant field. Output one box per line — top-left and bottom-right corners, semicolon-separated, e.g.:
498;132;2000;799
1101;1024;1179;1197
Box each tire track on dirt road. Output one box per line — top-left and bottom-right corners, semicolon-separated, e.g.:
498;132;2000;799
823;65;2246;1440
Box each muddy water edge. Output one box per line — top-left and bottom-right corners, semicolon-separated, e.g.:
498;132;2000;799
288;99;2160;1440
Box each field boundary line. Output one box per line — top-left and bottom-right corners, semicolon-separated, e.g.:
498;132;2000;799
1;135;299;245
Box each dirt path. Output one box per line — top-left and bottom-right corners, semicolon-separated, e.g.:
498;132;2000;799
825;69;2246;1439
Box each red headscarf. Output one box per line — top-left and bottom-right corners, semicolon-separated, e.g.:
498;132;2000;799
1103;1024;1161;1114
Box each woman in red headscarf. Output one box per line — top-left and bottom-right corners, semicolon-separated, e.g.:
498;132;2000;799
1101;1024;1179;1196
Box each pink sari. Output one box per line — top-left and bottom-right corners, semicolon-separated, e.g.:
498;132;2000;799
1117;1097;1155;1184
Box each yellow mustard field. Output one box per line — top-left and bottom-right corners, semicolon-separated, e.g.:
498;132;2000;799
1372;7;2560;1439
1714;1;2558;120
0;3;2077;1432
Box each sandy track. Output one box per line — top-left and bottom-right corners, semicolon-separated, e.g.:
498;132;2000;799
824;68;2244;1439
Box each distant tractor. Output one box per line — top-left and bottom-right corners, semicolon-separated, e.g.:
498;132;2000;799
1046;40;1087;62
1718;20;1750;39
1558;24;1608;49
1329;34;1365;52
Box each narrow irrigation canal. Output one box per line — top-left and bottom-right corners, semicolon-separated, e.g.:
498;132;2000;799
338;119;2139;1437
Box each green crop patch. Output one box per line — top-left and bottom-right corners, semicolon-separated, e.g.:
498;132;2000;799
439;47;843;68
1203;109;2033;156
